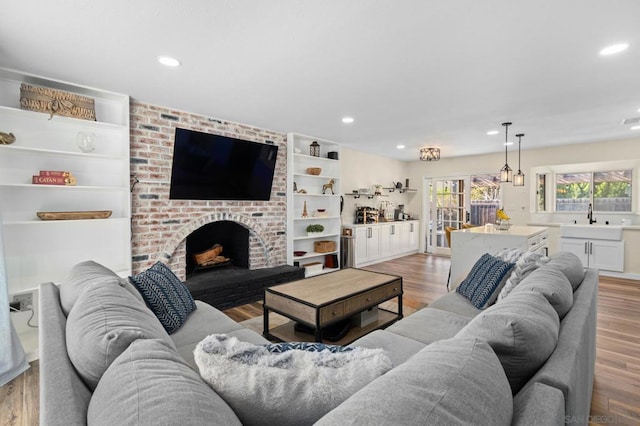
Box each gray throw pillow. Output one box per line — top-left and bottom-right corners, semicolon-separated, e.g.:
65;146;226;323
59;260;143;315
315;337;512;426
66;281;174;390
456;291;559;394
546;251;585;290
88;339;241;426
511;266;573;319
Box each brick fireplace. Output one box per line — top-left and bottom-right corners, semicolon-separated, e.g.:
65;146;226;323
129;101;288;280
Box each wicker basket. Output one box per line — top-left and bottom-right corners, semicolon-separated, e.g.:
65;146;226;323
314;240;336;253
20;83;96;121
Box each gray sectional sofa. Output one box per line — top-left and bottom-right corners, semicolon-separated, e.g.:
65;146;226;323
39;251;597;425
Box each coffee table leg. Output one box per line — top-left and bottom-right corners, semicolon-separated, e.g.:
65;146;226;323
398;293;403;319
314;312;322;342
263;304;269;338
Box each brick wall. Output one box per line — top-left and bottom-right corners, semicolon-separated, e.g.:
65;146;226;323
129;101;287;279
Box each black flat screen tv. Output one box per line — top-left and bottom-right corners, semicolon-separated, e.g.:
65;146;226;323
169;128;279;200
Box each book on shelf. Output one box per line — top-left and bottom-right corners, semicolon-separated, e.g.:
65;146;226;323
32;174;77;185
39;170;72;177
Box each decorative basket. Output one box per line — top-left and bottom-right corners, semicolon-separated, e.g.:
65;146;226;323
20;83;96;121
314;240;336;253
306;167;322;175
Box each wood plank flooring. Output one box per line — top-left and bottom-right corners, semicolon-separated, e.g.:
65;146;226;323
2;253;638;425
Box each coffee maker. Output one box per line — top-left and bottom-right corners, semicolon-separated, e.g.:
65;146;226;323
394;204;406;221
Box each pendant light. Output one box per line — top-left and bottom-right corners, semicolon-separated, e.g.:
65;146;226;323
513;133;525;186
499;122;513;183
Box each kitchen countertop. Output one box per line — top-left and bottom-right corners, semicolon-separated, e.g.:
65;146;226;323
459;225;547;236
344;220;419;227
528;222;640;231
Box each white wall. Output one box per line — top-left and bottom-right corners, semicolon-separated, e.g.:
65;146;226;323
340;147;412;224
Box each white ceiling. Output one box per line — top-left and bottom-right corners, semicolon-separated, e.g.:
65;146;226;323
1;1;639;161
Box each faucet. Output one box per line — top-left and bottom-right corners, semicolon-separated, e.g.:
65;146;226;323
587;203;596;224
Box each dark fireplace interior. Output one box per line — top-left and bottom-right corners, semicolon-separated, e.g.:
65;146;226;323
183;220;305;310
186;221;249;277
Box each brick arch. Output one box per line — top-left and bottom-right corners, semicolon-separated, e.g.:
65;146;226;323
157;212;272;268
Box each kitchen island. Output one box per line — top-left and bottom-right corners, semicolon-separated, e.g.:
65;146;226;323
450;225;548;289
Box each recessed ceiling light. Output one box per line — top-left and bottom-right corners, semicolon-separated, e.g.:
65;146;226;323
599;43;630;56
504;142;514;146
631;125;640;131
342;117;354;124
486;130;499;135
158;56;181;67
396;145;405;149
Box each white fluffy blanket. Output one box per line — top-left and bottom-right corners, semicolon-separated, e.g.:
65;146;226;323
194;334;391;426
495;248;549;301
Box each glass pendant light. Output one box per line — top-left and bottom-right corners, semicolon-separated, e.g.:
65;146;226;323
499;122;513;183
513;133;525;186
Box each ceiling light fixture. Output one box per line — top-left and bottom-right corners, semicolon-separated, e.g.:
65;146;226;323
599;43;630;56
396;145;405;149
631;125;640;130
158;56;181;67
499;122;513;183
420;147;440;161
513;133;525;187
342;117;354;124
486;130;499;135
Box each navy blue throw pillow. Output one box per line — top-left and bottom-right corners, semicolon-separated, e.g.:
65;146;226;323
129;262;196;334
456;253;514;309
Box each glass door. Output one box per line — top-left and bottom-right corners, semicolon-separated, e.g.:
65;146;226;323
428;177;468;255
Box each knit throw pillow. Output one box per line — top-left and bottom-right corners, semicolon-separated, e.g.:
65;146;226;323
456;253;514;309
129;262;196;334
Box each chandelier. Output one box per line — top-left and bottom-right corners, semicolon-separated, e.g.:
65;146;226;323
420;147;440;161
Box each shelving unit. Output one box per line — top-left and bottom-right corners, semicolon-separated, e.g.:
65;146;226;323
0;68;131;342
287;133;341;277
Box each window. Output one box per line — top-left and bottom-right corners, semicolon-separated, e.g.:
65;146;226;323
555;170;632;212
470;174;501;225
536;173;547;212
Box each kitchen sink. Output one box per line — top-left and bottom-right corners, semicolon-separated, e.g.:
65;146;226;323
560;224;623;240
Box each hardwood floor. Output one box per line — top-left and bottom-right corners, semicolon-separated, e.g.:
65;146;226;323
2;253;638;425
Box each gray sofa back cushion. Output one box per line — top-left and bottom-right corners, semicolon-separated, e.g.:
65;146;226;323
88;339;241;426
315;337;512;426
512;382;565;425
66;281;175;390
59;260;143;315
546;252;585;290
511;266;573;318
457;291;560;394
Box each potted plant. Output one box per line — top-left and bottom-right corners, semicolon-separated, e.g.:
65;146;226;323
306;224;324;236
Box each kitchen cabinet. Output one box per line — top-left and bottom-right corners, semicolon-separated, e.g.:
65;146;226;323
343;220;420;267
287;133;341;277
560;238;624;272
450;226;549;288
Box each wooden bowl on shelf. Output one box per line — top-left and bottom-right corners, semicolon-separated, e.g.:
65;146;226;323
306;167;322;175
293;251;307;257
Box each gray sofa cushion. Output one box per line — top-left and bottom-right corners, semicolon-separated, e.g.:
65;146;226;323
511;266;573;319
428;291;481;318
512;382;565;425
88;339;241;426
546;251;585;290
66;281;174;390
59;260;143;315
350;329;426;367
170;300;245;348
386;307;472;345
456;291;560;394
315;337;512;426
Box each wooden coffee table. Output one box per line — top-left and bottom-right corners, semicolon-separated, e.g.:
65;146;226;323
263;268;403;345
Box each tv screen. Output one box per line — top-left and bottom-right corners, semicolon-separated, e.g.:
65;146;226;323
169;128;279;200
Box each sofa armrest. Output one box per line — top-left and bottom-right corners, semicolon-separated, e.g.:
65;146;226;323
39;282;91;426
512;382;564;426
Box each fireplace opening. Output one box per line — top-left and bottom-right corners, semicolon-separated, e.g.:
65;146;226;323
185;221;249;277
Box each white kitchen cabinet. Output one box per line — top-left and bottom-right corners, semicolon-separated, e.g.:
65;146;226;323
286;133;341;277
344;220;420;267
560;238;624;272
